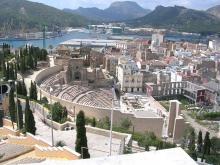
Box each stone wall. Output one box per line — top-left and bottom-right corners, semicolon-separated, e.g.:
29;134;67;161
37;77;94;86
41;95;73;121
173;117;185;143
34;145;80;160
3;118;17;128
0;126;20;137
7;133;50;147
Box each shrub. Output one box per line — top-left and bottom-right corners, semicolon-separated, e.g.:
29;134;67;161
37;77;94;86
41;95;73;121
120;118;132;130
196;112;220;120
56;140;66;147
50;102;68;124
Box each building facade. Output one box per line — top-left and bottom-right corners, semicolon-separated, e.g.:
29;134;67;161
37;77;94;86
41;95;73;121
117;56;143;93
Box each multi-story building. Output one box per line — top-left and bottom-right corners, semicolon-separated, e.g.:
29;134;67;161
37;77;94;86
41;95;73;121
209;39;220;52
104;48;123;76
151;33;164;48
145;81;216;105
117;56;143;93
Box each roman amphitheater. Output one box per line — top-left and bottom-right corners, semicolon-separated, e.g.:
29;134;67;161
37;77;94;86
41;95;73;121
40;74;113;109
34;47;184;141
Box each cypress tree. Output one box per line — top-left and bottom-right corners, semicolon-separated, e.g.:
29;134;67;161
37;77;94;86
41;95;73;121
20;55;26;74
2;60;7;79
14;63;17;80
202;132;211;162
33;82;38;101
22;79;27;96
25;98;36;135
9;63;15;80
75;111;90;159
29;81;33;100
17;81;22;95
33;53;38;69
6;62;9;80
9;88;16;129
188;129;196;152
197;130;203;153
17;99;23;130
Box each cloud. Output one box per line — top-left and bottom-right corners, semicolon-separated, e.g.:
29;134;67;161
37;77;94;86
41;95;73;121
29;0;220;10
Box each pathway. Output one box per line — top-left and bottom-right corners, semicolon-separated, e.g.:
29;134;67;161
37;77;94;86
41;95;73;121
182;110;219;138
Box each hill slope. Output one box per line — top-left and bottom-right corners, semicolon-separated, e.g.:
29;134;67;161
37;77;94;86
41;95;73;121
64;1;151;21
0;0;88;32
128;6;220;33
207;5;220;19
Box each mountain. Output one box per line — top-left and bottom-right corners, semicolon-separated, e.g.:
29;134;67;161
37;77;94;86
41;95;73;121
64;7;108;22
0;0;88;32
128;6;220;33
207;5;220;19
63;1;151;22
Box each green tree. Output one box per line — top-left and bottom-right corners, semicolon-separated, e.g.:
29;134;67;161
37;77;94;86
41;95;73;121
33;82;38;100
188;129;196;152
16;81;22;95
21;79;27;96
25;98;36;135
120;118;132;130
91;117;96;127
14;63;17;80
29;81;33;99
101;116;110;130
56;140;66;147
50;102;67;123
197;130;203;153
190;151;197;161
210;137;220;154
202;132;211;162
6;62;9;80
2;59;7;79
17;99;23;130
41;97;48;105
9;63;15;80
75;111;90;159
9;88;16;129
20;55;26;74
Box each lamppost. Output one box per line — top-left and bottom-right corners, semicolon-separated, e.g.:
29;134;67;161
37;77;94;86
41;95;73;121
49;87;54;146
0;78;5;103
109;85;117;156
73;106;76;122
15;80;20;130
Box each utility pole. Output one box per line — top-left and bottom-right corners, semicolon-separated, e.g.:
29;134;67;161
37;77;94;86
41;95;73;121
43;25;46;49
109;84;117;156
15;81;19;130
49;87;54;146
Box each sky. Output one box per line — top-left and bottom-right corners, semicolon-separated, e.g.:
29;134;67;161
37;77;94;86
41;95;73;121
29;0;220;10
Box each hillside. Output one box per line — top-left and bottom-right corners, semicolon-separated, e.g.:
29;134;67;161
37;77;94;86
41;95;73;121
0;0;88;32
207;5;220;19
64;1;151;22
128;5;220;33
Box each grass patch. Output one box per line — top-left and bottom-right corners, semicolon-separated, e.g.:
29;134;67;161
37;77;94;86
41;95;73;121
159;101;169;111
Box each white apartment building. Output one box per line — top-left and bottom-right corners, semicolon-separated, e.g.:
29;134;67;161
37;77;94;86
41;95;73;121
209;39;220;52
151;33;164;50
117;56;143;93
